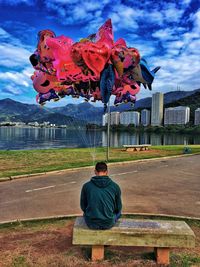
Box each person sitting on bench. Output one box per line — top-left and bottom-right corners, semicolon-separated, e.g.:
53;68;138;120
80;161;122;230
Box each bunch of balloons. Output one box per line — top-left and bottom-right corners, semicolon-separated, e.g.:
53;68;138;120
29;19;160;110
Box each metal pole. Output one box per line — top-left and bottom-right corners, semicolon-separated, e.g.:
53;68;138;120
106;100;111;162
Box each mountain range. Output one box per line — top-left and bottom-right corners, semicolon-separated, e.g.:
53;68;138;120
0;98;85;125
0;88;200;125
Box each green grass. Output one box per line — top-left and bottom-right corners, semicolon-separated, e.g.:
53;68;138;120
0;217;70;231
11;255;29;267
1;214;199;232
0;145;200;179
171;253;200;267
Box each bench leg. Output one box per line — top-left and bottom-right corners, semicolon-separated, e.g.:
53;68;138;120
91;245;104;261
155;247;170;265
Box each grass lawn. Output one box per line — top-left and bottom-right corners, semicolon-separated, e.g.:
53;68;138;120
0;145;200;179
0;215;199;267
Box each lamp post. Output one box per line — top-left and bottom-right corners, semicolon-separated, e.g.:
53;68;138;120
106;100;111;162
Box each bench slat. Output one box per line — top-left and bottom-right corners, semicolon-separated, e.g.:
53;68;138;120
123;144;151;151
123;144;151;148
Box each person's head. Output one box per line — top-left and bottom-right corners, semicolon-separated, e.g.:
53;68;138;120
95;162;108;176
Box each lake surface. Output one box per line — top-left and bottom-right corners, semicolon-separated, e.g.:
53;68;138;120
0;126;200;150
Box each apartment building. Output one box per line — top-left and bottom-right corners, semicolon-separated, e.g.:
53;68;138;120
141;109;150;126
164;106;190;125
151;92;164;126
120;111;140;126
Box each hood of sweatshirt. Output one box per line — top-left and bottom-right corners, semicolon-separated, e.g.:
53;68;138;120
91;175;112;188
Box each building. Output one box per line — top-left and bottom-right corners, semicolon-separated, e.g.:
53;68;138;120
120;111;140;126
151;92;164;126
194;108;200;125
110;112;120;125
141;109;150;126
28;122;40;127
102;112;120;126
164;106;190;125
102;113;108;126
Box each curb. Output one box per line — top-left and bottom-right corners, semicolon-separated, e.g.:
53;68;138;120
0;152;200;183
0;212;199;226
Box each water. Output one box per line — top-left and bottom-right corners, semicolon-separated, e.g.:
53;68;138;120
0;127;102;150
0;126;200;150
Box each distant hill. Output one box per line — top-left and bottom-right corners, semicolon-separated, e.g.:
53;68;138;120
0;98;85;125
134;88;200;110
53;88;200;123
165;90;200;122
0;88;200;125
52;102;104;124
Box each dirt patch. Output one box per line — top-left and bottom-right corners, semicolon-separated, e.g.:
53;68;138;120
0;219;200;267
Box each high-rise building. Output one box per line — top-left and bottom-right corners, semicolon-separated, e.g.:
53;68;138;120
110;112;120;125
141;109;150;126
194;108;200;125
102;113;108;126
151;92;164;126
120;111;140;126
164;106;190;125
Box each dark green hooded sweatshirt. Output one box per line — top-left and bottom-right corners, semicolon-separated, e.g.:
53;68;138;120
80;176;122;229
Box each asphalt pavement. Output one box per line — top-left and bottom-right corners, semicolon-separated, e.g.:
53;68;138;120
0;154;200;223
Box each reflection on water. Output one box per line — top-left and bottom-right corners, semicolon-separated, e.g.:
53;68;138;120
0;127;200;150
102;131;200;147
0;127;102;150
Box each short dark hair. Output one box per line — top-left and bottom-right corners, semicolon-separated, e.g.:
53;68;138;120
95;162;108;172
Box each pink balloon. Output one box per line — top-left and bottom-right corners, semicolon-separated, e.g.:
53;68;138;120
31;71;58;94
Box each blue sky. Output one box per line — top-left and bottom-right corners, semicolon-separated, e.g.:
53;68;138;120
0;0;199;107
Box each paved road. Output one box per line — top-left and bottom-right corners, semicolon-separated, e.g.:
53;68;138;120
0;155;200;223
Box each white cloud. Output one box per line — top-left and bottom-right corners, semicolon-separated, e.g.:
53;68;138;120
152;29;177;41
44;1;140;32
85;17;105;33
162;3;185;23
108;4;139;31
3;83;24;95
45;0;110;26
0;27;33;68
150;49;200;93
181;0;193;7
0;27;10;37
0;0;34;5
191;9;200;32
148;10;164;25
164;40;185;52
0;67;32;88
0;43;31;67
147;7;200;96
0;27;34;97
127;37;156;57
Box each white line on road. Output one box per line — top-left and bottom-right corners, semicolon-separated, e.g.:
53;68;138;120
25;181;77;193
110;170;138;177
25;185;55;193
58;181;77;186
25;172;138;193
25;171;141;193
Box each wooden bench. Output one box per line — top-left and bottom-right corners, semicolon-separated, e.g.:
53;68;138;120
123;144;152;151
73;217;195;265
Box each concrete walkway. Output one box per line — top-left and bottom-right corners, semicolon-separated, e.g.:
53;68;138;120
0;155;200;223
